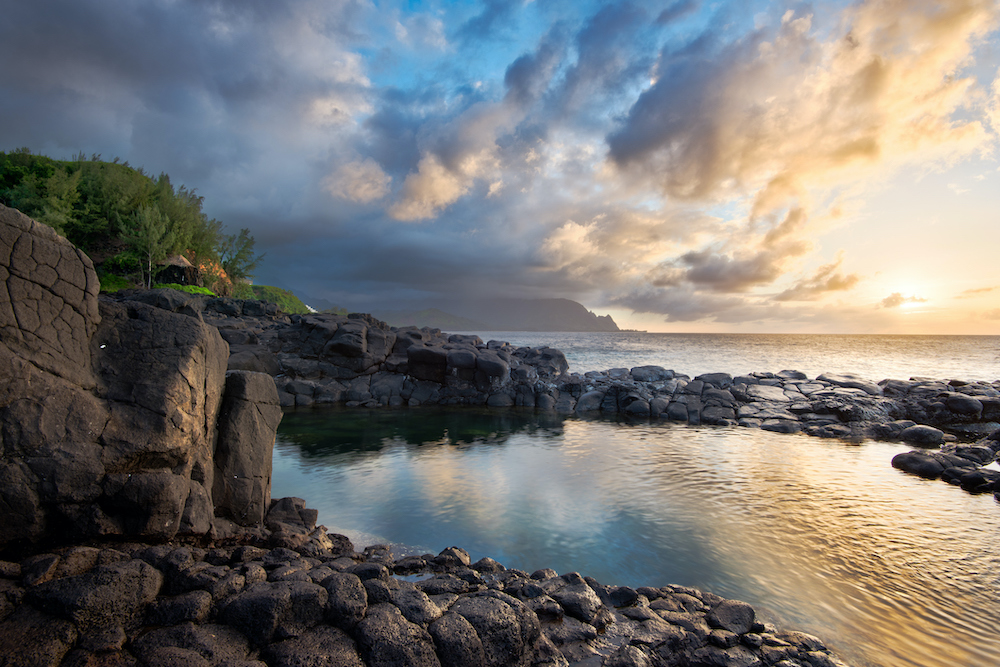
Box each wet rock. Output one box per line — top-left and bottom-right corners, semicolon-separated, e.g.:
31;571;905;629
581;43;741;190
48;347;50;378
946;395;983;418
707;599;756;635
899;425;945;446
892;451;945;479
817;373;883;396
745;385;790;402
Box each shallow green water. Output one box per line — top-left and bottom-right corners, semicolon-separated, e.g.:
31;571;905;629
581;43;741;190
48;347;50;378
272;406;1000;667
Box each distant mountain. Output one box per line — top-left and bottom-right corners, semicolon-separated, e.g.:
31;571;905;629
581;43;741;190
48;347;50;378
415;298;619;332
293;293;619;332
374;308;490;331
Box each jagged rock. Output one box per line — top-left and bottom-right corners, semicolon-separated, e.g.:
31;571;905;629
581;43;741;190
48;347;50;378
631;366;674;382
518;347;569;378
817;373;883;396
707;599;756;635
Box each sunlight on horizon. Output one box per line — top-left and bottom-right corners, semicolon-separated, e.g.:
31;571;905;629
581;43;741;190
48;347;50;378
1;0;998;334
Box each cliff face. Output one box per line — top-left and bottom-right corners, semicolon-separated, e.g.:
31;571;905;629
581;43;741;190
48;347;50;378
0;204;282;547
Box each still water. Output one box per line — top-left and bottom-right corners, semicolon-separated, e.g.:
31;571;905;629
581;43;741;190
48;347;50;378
272;406;1000;667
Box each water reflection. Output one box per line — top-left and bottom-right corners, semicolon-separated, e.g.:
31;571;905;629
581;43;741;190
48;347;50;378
273;407;1000;667
275;405;565;459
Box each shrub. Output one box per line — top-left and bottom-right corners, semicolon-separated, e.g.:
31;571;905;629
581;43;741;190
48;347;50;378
153;282;215;296
98;273;133;293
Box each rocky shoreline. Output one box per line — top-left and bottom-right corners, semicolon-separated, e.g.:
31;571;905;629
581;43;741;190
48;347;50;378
187;290;1000;500
0;499;849;667
2;202;996;666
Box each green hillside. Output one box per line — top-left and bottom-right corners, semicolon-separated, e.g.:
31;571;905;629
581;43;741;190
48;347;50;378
0;148;260;294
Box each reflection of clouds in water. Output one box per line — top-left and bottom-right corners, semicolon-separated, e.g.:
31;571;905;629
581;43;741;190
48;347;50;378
272;411;1000;667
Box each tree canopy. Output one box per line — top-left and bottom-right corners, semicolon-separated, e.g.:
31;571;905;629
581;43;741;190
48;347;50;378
0;148;260;293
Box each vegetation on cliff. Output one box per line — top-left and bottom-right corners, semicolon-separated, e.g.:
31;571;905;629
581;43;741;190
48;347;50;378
0;147;261;294
233;284;312;315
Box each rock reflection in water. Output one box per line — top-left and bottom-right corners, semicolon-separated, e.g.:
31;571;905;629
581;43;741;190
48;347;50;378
272;407;1000;667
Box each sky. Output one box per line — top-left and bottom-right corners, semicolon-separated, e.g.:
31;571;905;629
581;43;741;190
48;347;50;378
2;0;999;334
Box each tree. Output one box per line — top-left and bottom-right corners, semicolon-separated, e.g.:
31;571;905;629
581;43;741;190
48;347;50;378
123;204;175;288
218;228;263;284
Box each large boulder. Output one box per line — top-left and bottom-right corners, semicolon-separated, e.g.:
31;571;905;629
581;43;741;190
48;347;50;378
94;299;229;539
0;205;281;547
0;204;100;388
213;370;283;526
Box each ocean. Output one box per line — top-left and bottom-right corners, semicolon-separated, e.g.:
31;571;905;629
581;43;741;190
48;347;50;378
271;333;1000;667
459;331;1000;382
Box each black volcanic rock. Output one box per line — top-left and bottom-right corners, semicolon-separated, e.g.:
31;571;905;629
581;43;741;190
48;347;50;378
0;204;282;547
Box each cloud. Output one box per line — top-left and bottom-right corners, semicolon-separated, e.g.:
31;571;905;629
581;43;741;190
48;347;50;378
457;0;519;43
657;0;700;25
775;256;861;301
388;154;473;221
504;28;567;108
607;0;998;210
2;0;998;330
984;308;1000;320
324;158;391;203
609;285;748;322
880;292;928;309
957;286;997;298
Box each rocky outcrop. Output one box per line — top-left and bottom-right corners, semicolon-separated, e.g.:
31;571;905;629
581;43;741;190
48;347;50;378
213;371;283;529
0;515;849;667
0;204;282;548
203;301;1000;444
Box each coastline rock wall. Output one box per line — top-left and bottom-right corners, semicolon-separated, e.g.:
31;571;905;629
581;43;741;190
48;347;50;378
0;205;281;547
206;304;1000;445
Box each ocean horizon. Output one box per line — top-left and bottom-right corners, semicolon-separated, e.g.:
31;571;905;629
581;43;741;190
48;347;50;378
455;331;1000;383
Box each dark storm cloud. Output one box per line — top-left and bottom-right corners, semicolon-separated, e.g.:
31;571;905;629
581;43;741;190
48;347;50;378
609;285;747;322
504;27;568;107
550;2;657;121
605;28;766;199
679;246;805;292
